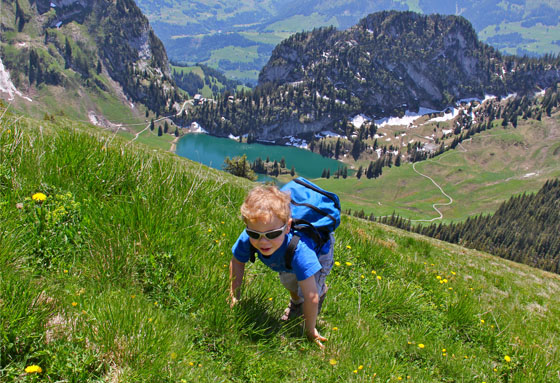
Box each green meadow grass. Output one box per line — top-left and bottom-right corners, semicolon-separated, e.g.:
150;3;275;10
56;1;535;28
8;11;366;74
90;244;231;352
1;107;559;382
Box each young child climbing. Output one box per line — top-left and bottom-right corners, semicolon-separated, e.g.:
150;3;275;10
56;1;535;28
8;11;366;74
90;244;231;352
229;184;336;348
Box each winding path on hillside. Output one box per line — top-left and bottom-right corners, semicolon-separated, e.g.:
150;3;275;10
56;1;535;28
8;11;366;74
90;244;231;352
410;161;454;222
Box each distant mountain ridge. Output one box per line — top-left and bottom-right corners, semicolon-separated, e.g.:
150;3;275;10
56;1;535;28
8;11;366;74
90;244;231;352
134;0;560;83
260;11;560;114
187;11;560;140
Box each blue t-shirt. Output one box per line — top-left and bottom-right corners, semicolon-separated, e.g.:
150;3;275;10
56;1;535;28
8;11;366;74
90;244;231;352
232;231;328;281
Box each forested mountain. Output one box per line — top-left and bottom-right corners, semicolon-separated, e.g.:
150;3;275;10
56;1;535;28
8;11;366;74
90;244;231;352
134;0;560;83
0;0;180;118
183;12;560;141
376;178;560;274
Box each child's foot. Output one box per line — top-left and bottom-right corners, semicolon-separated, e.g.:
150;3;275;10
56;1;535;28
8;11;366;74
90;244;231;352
280;300;303;321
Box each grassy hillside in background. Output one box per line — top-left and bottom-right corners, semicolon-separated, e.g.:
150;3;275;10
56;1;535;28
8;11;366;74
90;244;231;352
315;108;560;224
1;105;559;382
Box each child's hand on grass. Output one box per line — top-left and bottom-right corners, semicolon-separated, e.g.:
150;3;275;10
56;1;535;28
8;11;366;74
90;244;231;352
307;328;327;349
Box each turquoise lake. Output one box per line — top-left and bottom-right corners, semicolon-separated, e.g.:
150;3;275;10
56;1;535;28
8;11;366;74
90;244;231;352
175;134;345;180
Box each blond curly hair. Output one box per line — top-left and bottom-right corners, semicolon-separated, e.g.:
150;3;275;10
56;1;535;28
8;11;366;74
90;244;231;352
241;185;291;224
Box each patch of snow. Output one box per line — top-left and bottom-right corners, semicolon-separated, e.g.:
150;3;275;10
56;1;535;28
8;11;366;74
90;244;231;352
190;122;207;133
523;172;537;178
88;112;99;126
228;134;239;140
285;136;308;149
428;108;459;123
0;57;31;102
316;130;342;138
351;114;371;128
442;129;453;135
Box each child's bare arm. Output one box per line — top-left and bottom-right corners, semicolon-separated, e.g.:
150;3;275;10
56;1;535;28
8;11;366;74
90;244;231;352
229;257;245;306
299;276;327;348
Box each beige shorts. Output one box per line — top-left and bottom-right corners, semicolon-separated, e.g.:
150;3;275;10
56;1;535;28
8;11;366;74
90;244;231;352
278;233;335;299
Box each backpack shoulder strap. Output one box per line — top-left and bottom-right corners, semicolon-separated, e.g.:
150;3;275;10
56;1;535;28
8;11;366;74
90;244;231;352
249;244;257;263
285;234;300;270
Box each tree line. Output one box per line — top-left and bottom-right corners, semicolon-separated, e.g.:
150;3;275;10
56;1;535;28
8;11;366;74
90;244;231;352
359;179;560;274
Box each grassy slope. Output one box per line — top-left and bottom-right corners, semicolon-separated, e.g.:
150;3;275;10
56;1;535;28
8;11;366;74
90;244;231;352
1;107;559;382
316;110;560;223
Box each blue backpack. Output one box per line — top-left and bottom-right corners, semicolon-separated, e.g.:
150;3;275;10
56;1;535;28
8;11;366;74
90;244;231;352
250;177;341;269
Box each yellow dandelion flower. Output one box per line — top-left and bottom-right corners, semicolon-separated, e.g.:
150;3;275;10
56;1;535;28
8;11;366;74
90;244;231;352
448;287;453;290
371;270;377;274
71;302;78;307
329;359;337;365
358;365;363;370
398;377;402;381
221;252;224;255
154;301;158;306
334;261;341;267
436;275;442;280
443;279;448;283
504;355;511;363
148;318;153;322
442;349;446;352
345;261;352;266
431;263;435;266
442;353;447;356
332;327;338;331
208;229;212;233
440;280;445;284
214;239;219;243
407;341;412;345
464;356;469;359
353;370;358;374
222;233;226;237
131;295;136;299
198;364;202;367
361;275;365;279
451;271;456;275
221;221;225;224
346;245;352;249
268;297;273;301
377;275;382;280
493;368;498;372
32;192;47;202
25;365;43;374
418;343;425;349
189;362;194;366
171;352;177;360
480;319;485;324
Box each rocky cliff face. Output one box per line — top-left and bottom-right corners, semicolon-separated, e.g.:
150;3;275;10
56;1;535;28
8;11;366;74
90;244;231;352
2;0;177;114
259;11;560;115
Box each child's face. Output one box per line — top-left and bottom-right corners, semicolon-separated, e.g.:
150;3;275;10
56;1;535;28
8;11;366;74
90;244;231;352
246;215;291;256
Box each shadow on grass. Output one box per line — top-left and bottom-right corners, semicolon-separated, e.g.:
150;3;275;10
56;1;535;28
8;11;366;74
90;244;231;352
234;296;305;343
